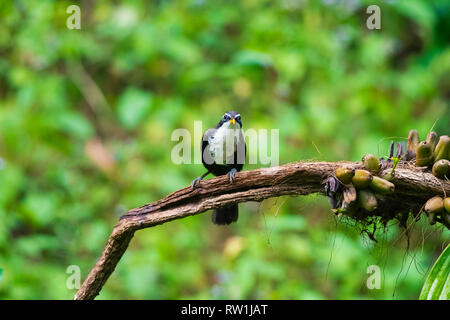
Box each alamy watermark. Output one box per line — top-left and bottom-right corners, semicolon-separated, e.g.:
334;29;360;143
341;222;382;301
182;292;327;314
66;265;81;290
366;5;381;30
66;5;81;30
366;265;381;290
171;121;279;167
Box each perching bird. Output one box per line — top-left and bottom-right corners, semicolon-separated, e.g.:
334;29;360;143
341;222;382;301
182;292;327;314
192;110;246;225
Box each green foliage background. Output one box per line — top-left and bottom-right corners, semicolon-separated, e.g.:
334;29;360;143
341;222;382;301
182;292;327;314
0;0;449;299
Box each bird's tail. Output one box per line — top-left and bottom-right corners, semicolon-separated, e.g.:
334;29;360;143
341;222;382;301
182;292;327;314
212;204;238;225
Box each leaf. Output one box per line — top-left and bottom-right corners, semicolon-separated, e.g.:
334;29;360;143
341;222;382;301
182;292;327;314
57;111;94;139
393;1;435;30
419;244;450;300
117;87;153;130
233;50;273;68
22;193;59;227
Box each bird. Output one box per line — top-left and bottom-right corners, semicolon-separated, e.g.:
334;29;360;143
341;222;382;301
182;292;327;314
192;110;246;225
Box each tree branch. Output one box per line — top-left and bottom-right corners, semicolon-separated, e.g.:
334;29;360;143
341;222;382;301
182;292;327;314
74;161;450;300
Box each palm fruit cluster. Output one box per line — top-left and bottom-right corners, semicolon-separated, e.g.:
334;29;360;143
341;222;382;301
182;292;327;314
410;130;450;176
330;154;394;217
424;196;450;227
324;129;449;231
409;130;449;227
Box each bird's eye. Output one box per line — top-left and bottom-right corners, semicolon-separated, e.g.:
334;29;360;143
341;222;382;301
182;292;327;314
223;114;229;120
236;116;241;121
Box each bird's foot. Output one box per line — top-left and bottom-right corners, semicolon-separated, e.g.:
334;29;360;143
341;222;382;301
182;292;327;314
192;171;210;188
192;177;201;188
227;168;237;183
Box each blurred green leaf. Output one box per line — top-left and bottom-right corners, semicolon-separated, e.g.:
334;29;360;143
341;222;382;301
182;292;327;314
117;87;153;129
233;51;273;68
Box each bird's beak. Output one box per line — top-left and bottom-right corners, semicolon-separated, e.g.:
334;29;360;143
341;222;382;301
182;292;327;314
229;119;236;125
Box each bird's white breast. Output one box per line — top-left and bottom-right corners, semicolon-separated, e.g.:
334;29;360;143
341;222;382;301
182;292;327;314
208;122;241;165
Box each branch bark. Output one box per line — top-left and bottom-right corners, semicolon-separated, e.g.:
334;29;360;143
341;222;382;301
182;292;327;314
74;161;450;300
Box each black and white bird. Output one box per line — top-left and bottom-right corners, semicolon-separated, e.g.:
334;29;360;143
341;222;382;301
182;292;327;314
192;111;246;225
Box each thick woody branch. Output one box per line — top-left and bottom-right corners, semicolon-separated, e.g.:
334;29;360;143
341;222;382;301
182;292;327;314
74;161;450;300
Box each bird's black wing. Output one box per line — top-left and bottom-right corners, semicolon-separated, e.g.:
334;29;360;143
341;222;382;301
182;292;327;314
201;128;216;169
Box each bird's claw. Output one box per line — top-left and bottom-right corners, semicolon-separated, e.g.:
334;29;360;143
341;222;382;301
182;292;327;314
228;168;237;183
192;177;202;188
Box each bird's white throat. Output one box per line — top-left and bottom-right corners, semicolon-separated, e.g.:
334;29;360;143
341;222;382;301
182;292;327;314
208;122;242;165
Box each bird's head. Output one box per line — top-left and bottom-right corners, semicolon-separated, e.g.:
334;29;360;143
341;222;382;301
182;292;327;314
218;110;242;129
